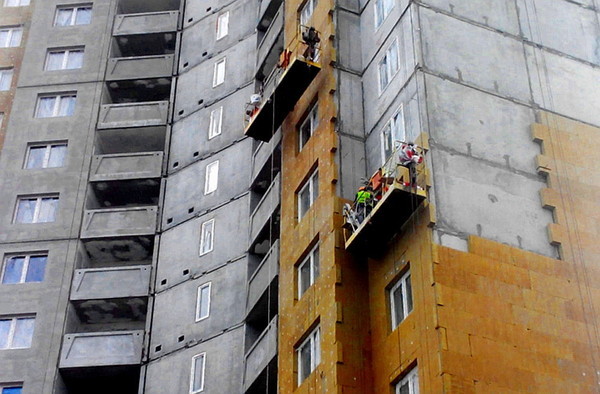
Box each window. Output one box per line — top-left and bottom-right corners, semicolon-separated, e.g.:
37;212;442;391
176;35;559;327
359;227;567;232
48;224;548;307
14;195;59;224
0;68;12;91
378;39;399;93
25;143;67;169
36;94;76;118
0;316;35;349
4;0;29;6
199;219;215;256
1;387;22;394
374;0;394;28
300;0;317;26
204;161;219;194
216;12;229;40
208;107;222;139
297;325;320;385
390;269;413;329
212;58;226;87
395;366;419;394
381;106;405;164
1;254;47;284
0;27;22;48
190;353;206;393
54;5;92;26
45;48;84;71
0;113;4;128
298;244;319;298
298;169;318;219
299;102;318;150
195;282;211;322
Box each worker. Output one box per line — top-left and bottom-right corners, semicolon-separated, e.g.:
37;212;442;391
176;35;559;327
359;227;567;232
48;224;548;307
354;185;374;224
398;143;423;187
302;27;320;61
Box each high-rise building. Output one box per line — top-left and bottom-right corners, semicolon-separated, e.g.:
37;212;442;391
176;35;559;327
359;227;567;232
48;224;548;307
0;0;598;393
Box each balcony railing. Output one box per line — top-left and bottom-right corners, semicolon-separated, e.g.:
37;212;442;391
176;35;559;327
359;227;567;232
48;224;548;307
81;207;158;239
247;241;279;314
250;174;281;243
251;130;281;184
59;330;144;369
113;11;178;36
71;265;151;301
106;55;174;81
98;101;169;129
244;317;277;391
90;152;163;182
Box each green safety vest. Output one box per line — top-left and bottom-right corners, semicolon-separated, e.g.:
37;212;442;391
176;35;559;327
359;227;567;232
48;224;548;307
356;190;373;204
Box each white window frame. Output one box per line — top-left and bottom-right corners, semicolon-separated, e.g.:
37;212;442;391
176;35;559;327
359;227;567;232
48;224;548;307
208;107;223;139
212;58;226;87
395;366;419;394
0;27;22;48
35;93;76;118
204;161;219;195
13;195;59;224
216;12;229;40
297;325;320;386
380;105;405;165
297;169;318;219
190;353;206;393
0;68;13;91
199;219;215;256
297;243;319;298
1;254;47;284
25;142;67;169
374;0;394;29
45;48;84;71
299;102;318;151
54;5;92;27
390;269;413;329
299;0;317;26
0;316;35;349
4;0;29;7
378;39;400;94
195;282;212;322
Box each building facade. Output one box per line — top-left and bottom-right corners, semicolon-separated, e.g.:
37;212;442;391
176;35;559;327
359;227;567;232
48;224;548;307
0;0;598;393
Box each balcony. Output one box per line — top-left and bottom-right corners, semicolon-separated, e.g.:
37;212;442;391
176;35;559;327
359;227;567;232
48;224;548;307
256;6;283;80
70;265;150;323
250;174;281;243
257;0;283;32
106;55;174;81
344;163;427;256
90;152;163;182
113;11;178;36
98;101;169;129
59;330;144;369
81;206;158;239
244;317;277;391
251;131;281;186
247;241;279;314
244;32;321;142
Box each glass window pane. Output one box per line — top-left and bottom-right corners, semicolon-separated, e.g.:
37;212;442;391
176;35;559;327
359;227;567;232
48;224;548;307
37;97;56;118
47;145;67;168
205;162;218;194
16;199;36;223
405;274;413;313
389;43;399;75
0;69;12;90
193;355;205;391
26;146;46;169
55;9;73;26
200;221;214;255
312;247;319;279
300;341;312;381
58;96;75;116
75;8;92;25
299;261;311;295
46;52;64;70
198;285;210;319
0;319;10;349
379;59;388;90
12;318;34;348
5;0;19;6
3;387;23;394
398;381;410;394
37;198;58;223
0;31;7;47
2;256;24;284
311;173;318;202
299;188;310;218
393;283;404;326
25;256;47;282
9;29;21;47
66;51;84;69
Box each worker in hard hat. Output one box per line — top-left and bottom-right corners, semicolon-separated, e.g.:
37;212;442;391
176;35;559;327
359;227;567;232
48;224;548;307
398;143;423;188
354;185;374;224
302;27;320;61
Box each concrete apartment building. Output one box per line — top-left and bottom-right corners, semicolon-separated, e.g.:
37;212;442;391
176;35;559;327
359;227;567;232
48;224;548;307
0;0;598;393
